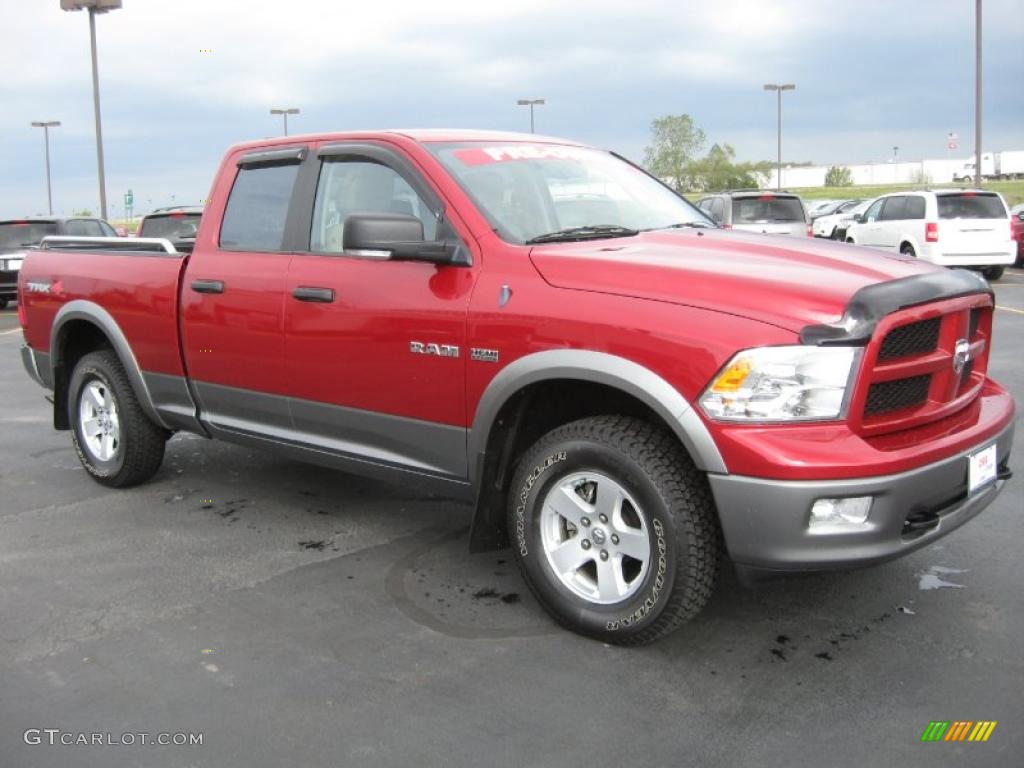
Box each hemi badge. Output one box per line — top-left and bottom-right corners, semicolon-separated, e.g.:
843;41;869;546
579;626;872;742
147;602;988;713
471;348;499;363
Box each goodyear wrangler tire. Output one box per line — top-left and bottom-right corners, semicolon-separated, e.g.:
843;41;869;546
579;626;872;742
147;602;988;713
508;415;719;645
69;350;167;488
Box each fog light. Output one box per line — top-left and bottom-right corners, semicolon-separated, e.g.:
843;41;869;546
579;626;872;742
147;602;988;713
809;496;872;532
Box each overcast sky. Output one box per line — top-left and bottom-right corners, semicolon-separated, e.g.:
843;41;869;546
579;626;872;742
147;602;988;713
2;0;1022;218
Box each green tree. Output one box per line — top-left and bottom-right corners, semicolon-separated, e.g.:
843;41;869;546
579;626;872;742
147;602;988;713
686;144;772;192
824;166;853;187
72;208;94;217
643;114;706;193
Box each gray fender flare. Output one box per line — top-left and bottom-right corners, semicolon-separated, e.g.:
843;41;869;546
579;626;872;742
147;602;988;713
467;349;727;482
50;299;170;430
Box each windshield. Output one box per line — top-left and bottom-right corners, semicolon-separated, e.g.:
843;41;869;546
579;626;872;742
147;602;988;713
428;142;711;244
0;220;57;250
139;213;202;239
732;196;806;223
937;193;1006;220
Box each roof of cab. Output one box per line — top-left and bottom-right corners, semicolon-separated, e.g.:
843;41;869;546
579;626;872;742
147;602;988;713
223;129;588;156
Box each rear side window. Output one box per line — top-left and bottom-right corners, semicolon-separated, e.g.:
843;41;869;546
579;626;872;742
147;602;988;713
65;219;103;236
141;214;202;239
904;197;926;219
937;193;1007;220
732;196;804;223
880;196;908;221
220;164;299;250
0;221;57;249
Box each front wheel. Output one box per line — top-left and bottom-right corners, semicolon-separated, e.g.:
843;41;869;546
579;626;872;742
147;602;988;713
508;416;720;645
0;298;9;310
981;266;1004;281
846;236;856;244
69;350;167;487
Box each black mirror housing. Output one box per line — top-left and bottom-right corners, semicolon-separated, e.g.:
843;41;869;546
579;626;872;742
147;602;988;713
342;212;469;265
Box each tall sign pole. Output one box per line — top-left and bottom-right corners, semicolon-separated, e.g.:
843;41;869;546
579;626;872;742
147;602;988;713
974;0;982;187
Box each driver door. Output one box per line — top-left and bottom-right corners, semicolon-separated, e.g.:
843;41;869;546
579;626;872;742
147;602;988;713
283;142;477;480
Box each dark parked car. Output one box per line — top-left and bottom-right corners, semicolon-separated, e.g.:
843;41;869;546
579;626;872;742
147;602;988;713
136;206;203;253
0;216;119;309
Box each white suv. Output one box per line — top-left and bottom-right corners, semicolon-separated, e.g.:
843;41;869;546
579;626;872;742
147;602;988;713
845;190;1014;280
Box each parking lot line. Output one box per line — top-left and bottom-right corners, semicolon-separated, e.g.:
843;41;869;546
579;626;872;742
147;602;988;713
0;327;24;335
996;305;1024;315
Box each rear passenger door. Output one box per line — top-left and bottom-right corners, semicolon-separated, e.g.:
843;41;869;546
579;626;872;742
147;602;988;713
282;142;476;480
181;146;305;434
877;195;908;249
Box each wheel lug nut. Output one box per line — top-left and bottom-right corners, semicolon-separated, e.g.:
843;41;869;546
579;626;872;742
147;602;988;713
581;517;591;527
611;534;619;545
599;550;609;561
599;514;608;524
581;539;592;550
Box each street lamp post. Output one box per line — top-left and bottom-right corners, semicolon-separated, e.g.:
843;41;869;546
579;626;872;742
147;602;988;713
270;108;300;136
516;99;545;133
892;146;899;162
31;120;61;215
974;0;983;187
60;0;121;220
763;83;795;191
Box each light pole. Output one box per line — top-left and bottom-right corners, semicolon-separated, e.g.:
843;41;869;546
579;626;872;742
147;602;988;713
270;108;300;136
892;146;899;163
974;0;982;187
31;120;61;215
60;1;120;220
763;83;795;190
516;99;545;133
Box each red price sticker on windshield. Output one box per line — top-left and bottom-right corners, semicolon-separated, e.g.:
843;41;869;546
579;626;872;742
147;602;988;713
453;145;590;166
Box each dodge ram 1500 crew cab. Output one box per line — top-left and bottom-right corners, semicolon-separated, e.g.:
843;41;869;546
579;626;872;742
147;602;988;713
18;130;1015;645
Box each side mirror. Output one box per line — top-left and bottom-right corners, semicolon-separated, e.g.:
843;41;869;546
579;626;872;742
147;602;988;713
854;214;866;224
342;212;467;265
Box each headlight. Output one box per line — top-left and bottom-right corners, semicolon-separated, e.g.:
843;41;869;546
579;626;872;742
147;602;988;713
699;346;858;421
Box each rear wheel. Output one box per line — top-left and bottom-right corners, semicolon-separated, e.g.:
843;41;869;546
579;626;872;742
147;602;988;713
0;298;8;310
981;266;1004;281
508;415;719;646
69;350;167;487
830;226;841;240
900;243;916;257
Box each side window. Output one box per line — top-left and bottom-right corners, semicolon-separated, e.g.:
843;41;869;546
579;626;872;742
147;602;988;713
219;163;299;251
864;199;884;222
904;196;926;219
710;198;725;223
98;220;117;237
310;159;437;254
65;219;102;236
880;196;908;221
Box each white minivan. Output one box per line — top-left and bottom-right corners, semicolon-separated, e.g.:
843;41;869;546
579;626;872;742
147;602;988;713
845;190;1015;280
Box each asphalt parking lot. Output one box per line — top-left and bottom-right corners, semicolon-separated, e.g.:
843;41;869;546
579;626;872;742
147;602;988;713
1;271;1022;768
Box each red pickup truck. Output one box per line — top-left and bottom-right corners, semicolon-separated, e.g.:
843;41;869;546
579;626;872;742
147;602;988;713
18;130;1015;645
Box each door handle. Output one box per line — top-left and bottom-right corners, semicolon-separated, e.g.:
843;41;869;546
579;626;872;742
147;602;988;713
292;286;335;303
191;279;225;294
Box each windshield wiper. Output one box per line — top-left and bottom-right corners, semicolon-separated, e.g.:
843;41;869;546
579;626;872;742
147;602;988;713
654;221;715;230
525;225;639;244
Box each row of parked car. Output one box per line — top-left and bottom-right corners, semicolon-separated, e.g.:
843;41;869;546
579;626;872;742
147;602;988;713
694;188;1023;281
0;206;203;308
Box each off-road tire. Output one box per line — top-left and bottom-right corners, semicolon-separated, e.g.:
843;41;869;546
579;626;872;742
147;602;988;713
507;415;720;646
69;350;167;487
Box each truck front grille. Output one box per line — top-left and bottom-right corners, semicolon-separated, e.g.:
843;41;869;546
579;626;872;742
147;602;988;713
851;295;992;436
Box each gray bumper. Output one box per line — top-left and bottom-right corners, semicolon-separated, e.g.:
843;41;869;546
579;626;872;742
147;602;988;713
709;420;1014;574
21;344;52;389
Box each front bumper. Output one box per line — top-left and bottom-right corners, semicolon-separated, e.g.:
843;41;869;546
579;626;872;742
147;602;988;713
709;419;1014;574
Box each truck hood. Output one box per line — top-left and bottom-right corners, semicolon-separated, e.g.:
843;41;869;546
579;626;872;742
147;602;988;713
528;229;936;333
